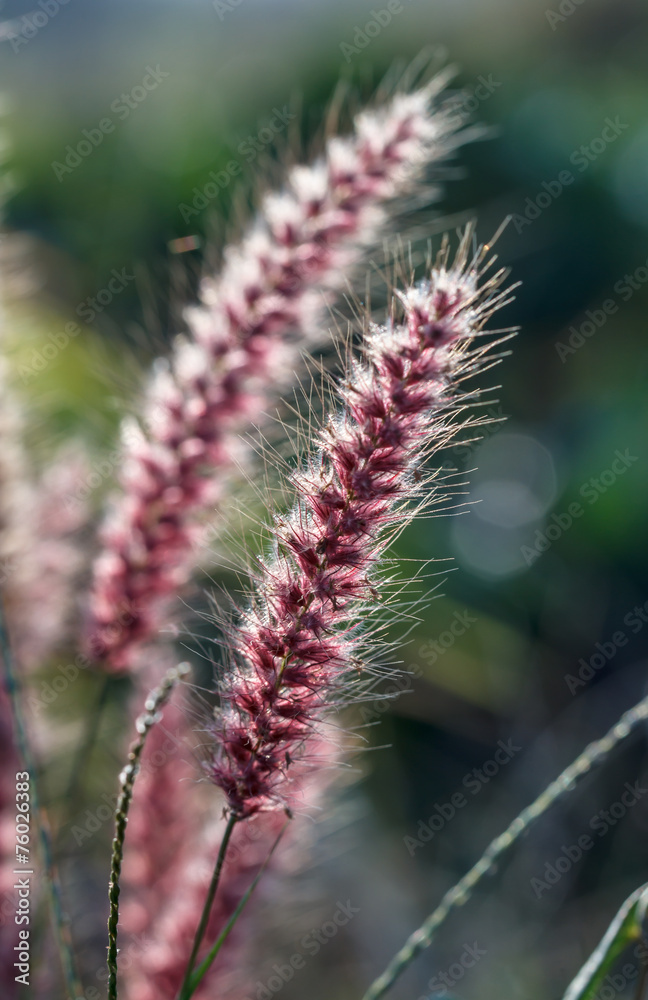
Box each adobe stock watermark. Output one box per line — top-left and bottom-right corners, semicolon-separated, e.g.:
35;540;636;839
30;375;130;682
556;253;648;362
19;267;134;382
0;556;14;587
246;900;360;1000
358;664;423;726
52;66;169;181
521;448;638;566
448;74;502;128
91;933;150;997
511;116;628;234
179;105;295;223
416;942;487;999
0;889;17;932
26;659;88;713
357;608;478;727
419;609;477;666
530;780;648;898
583;942;648;1000
213;0;243;19
61;422;141;512
565;597;648;695
404;738;521;856
442;403;508;470
546;0;587;31
340;1;414;63
68;723;185;846
26;604;140;714
6;0;71;53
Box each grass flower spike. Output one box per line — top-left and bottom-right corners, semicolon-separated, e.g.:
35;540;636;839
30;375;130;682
87;68;470;671
208;229;515;818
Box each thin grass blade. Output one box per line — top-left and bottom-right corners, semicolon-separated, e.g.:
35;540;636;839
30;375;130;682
562;885;648;1000
181;822;289;1000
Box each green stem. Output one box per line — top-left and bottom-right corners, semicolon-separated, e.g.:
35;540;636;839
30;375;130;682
184;821;289;998
361;692;648;1000
562;884;648;1000
0;591;82;1000
176;813;239;1000
107;662;190;1000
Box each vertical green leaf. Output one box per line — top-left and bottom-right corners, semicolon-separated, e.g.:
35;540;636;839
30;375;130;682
562;885;648;1000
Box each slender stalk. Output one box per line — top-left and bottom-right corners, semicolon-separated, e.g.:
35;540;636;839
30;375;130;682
361;692;648;1000
0;591;82;1000
107;662;190;1000
176;812;239;1000
184;820;289;998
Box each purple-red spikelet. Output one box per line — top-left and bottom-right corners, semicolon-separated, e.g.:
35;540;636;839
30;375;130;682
86;71;469;672
208;232;514;817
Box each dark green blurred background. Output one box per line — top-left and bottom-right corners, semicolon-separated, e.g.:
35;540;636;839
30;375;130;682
3;1;648;998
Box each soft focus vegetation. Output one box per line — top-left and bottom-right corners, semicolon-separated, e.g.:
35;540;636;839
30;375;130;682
3;1;648;998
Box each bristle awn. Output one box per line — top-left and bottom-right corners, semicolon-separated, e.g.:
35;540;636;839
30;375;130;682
106;661;190;1000
0;592;83;999
360;692;648;1000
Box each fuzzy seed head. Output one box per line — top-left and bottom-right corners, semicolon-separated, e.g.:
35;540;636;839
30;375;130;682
207;235;514;817
85;71;471;672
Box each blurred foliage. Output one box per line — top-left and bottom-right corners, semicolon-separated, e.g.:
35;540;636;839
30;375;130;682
3;1;648;998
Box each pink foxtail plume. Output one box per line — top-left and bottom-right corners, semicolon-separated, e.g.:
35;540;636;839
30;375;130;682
11;446;90;673
87;67;470;672
0;342;89;673
207;229;514;818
